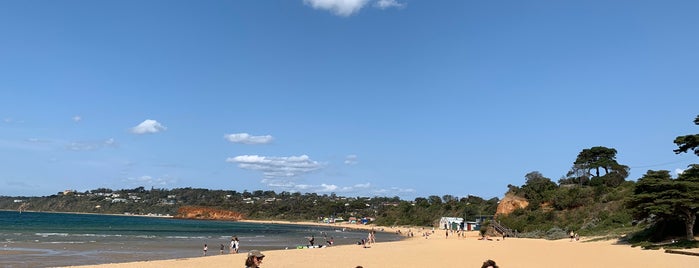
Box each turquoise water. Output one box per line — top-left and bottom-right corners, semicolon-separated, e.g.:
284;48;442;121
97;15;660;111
0;211;400;267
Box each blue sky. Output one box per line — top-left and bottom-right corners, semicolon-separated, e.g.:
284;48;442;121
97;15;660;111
1;0;697;199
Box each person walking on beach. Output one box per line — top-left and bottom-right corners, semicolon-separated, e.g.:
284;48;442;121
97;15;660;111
245;250;265;268
308;235;315;247
229;236;240;254
203;244;208;256
220;243;224;254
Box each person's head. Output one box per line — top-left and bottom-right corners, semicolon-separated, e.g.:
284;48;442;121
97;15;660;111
245;250;265;267
481;259;498;268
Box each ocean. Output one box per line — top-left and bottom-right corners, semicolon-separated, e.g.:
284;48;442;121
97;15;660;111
0;211;401;268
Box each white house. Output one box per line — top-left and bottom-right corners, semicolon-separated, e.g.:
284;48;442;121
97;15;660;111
439;217;464;230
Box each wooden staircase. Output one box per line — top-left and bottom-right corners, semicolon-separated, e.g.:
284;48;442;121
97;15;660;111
491;220;516;237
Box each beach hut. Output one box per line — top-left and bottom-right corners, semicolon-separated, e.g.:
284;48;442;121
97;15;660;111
464;221;478;231
439;217;464;230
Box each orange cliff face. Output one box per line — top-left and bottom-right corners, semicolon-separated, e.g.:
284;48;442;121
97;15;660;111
175;206;245;221
495;194;529;216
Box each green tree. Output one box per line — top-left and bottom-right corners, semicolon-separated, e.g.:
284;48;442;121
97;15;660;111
570;146;629;186
521;171;557;206
674;115;699;156
630;168;699;241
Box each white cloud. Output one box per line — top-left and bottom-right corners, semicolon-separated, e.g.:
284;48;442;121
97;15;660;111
260;178;373;194
375;0;404;9
261;178;296;188
311;182;373;193
303;0;370;16
354;182;371;188
320;183;338;192
675;168;685;176
373;187;415;195
226;154;322;178
72;116;82;122
344;154;358;165
303;0;405;16
130;119;166;134
224;133;273;144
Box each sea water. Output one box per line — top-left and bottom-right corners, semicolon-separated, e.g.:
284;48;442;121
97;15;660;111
0;211;401;267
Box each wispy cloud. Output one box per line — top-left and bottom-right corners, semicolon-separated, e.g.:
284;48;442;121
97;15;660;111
375;0;404;9
66;138;117;151
72;116;82;122
226;154;322;178
303;0;404;17
261;179;372;194
124;175;176;186
224;133;273;144
344;154;358;165
373;187;415;195
130;119;166;134
3;118;23;124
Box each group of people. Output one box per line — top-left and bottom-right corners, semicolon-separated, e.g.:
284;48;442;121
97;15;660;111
204;232;497;268
358;230;377;248
199;236;265;267
202;235;240;256
569;231;580;241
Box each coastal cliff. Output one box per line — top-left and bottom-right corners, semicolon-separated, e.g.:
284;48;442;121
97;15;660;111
495;193;529;216
175;206;245;221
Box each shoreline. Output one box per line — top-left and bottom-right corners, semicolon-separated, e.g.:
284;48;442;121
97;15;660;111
1;209;174;218
5;211;697;267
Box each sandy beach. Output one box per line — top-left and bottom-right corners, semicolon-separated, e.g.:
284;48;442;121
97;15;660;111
67;222;698;268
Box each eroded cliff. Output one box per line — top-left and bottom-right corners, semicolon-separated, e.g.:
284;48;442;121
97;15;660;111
175;206;245;221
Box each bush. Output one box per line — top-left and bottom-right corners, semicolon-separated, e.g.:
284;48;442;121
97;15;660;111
545;227;569;240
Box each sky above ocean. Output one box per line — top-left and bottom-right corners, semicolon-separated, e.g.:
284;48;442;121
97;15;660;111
0;0;697;199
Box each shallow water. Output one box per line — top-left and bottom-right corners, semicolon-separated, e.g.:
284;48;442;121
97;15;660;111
0;211;401;267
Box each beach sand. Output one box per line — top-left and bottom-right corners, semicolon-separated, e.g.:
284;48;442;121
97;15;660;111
67;223;699;268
